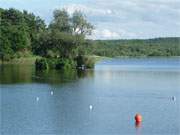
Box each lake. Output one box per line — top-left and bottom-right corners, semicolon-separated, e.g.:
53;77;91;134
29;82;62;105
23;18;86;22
0;57;180;135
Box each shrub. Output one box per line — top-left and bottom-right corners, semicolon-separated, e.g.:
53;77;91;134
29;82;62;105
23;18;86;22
3;54;11;61
76;55;84;68
35;58;49;70
55;59;65;69
84;57;95;68
55;58;76;70
65;59;77;69
76;55;95;69
35;58;77;70
46;58;58;69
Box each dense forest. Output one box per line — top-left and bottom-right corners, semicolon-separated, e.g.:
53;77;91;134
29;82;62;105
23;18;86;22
0;8;46;60
0;8;180;69
0;8;94;69
85;37;180;57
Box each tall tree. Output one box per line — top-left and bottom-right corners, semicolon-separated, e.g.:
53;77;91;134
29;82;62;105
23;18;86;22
72;10;94;36
0;8;46;60
49;9;71;33
71;10;94;55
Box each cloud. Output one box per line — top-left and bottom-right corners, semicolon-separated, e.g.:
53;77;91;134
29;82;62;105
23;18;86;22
90;29;120;39
87;0;180;39
61;4;113;16
0;0;180;39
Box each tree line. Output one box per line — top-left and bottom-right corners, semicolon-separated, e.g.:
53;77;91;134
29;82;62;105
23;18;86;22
0;8;95;69
85;37;180;57
0;8;93;59
0;8;46;59
0;8;179;69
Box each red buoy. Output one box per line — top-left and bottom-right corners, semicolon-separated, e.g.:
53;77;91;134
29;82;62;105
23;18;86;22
135;114;142;122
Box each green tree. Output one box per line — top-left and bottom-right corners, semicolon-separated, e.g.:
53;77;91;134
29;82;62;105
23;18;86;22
49;9;71;33
72;10;94;36
0;8;46;60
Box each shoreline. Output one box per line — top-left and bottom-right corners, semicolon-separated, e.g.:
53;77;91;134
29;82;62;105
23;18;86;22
0;56;179;65
0;56;40;65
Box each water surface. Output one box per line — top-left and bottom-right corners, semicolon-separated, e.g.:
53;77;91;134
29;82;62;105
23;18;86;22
0;57;180;135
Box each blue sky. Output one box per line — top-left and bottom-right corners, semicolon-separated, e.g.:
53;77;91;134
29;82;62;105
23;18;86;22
0;0;180;39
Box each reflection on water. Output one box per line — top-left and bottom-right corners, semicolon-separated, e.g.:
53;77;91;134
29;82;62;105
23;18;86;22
135;121;142;129
135;122;142;135
0;64;94;84
0;64;34;84
0;57;180;135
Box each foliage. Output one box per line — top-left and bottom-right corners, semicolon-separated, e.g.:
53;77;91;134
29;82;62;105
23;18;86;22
1;7;180;70
33;9;94;69
85;37;180;57
0;8;46;60
55;58;77;70
35;58;48;70
49;9;71;33
35;58;77;70
72;11;94;36
76;55;95;69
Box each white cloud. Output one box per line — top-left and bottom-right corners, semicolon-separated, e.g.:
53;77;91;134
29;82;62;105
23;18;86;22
101;29;120;39
90;29;120;39
84;0;180;39
61;4;113;16
106;9;112;14
1;0;180;39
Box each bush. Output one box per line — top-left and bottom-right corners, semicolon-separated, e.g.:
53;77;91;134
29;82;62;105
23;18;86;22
65;59;77;69
76;55;95;69
35;58;49;70
35;58;77;70
46;50;59;58
46;58;58;69
55;58;76;70
76;55;84;68
84;57;95;68
55;59;65;69
3;54;11;61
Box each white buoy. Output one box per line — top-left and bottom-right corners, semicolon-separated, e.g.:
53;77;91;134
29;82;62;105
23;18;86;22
36;97;39;101
172;96;176;101
89;105;93;110
50;91;54;95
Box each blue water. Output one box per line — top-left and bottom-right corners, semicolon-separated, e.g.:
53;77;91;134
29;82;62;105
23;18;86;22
0;57;180;135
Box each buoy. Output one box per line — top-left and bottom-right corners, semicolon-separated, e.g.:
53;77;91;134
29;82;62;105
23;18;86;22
89;105;93;110
36;97;39;101
135;114;142;122
51;91;54;95
172;96;176;101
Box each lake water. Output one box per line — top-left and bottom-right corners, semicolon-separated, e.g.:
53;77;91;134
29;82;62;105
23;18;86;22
0;57;180;135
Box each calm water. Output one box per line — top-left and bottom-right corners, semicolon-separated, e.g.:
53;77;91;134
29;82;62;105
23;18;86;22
0;57;180;135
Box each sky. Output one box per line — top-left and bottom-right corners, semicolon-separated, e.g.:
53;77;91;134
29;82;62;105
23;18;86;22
0;0;180;39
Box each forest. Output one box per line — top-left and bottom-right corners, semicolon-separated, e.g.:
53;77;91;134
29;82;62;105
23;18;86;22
0;8;180;69
86;37;180;57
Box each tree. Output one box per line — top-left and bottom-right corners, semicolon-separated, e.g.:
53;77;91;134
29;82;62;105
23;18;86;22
0;8;46;60
72;10;94;36
71;10;94;55
46;9;94;58
49;9;71;33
